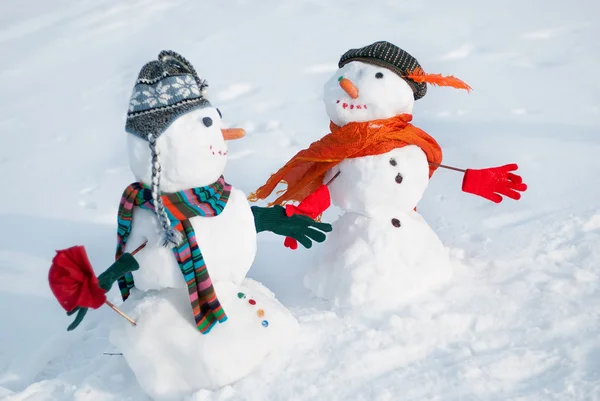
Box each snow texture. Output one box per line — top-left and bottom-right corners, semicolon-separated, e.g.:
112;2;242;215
2;0;600;400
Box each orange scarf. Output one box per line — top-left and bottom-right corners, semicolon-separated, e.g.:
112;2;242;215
249;114;442;206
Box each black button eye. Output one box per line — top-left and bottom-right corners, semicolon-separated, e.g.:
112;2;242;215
375;72;384;79
395;173;403;184
391;218;401;227
216;108;222;118
202;117;213;127
389;158;397;166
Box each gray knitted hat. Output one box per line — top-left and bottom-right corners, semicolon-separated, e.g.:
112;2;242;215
126;50;211;138
125;50;211;247
339;41;427;100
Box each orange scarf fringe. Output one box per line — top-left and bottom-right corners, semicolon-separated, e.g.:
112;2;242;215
249;114;442;206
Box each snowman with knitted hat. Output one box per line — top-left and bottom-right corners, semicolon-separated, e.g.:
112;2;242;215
250;41;527;310
69;50;333;400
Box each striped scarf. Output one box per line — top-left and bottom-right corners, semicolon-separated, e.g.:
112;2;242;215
116;176;232;334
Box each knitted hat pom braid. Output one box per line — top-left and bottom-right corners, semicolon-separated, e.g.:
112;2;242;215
147;133;183;247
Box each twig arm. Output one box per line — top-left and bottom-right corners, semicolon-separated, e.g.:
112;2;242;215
324;163;466;188
429;162;467;173
130;239;148;256
105;300;136;326
325;171;341;186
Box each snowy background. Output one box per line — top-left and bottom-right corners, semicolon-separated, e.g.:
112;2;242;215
1;0;600;399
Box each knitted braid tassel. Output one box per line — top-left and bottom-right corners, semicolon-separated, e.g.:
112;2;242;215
147;134;184;248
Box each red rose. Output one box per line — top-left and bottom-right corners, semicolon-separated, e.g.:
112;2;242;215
48;245;107;312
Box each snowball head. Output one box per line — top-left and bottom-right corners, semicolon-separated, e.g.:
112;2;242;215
128;107;227;193
324;61;415;127
325;145;430;216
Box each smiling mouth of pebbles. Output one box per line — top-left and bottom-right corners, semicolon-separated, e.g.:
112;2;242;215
336;100;368;110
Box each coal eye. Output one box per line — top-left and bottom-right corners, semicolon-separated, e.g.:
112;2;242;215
202;117;213;127
395;173;403;184
375;72;384;79
389;158;397;166
216;108;222;118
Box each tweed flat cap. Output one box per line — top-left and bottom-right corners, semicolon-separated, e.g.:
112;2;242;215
339;41;427;100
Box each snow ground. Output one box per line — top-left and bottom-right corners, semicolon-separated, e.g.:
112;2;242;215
1;0;599;400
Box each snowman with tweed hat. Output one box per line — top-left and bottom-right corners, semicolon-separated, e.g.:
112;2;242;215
97;50;332;400
251;41;527;310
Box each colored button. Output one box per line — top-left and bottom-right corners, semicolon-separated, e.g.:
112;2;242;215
257;309;265;317
249;299;256;305
237;292;246;299
262;320;269;327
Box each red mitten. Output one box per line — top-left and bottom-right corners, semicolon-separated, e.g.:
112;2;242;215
284;184;331;249
48;246;107;312
462;163;527;203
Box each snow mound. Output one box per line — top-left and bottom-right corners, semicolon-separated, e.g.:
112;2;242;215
109;279;298;401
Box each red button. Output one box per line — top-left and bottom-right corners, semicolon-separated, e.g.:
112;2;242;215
249;299;256;305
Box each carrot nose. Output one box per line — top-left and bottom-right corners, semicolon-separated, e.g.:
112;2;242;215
339;78;359;99
221;128;246;140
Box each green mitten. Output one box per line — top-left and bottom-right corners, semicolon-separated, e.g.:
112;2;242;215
67;307;88;331
97;253;140;292
251;205;332;249
66;253;139;331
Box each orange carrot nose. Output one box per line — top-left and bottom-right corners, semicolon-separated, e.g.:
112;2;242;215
339;78;359;99
221;128;246;140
